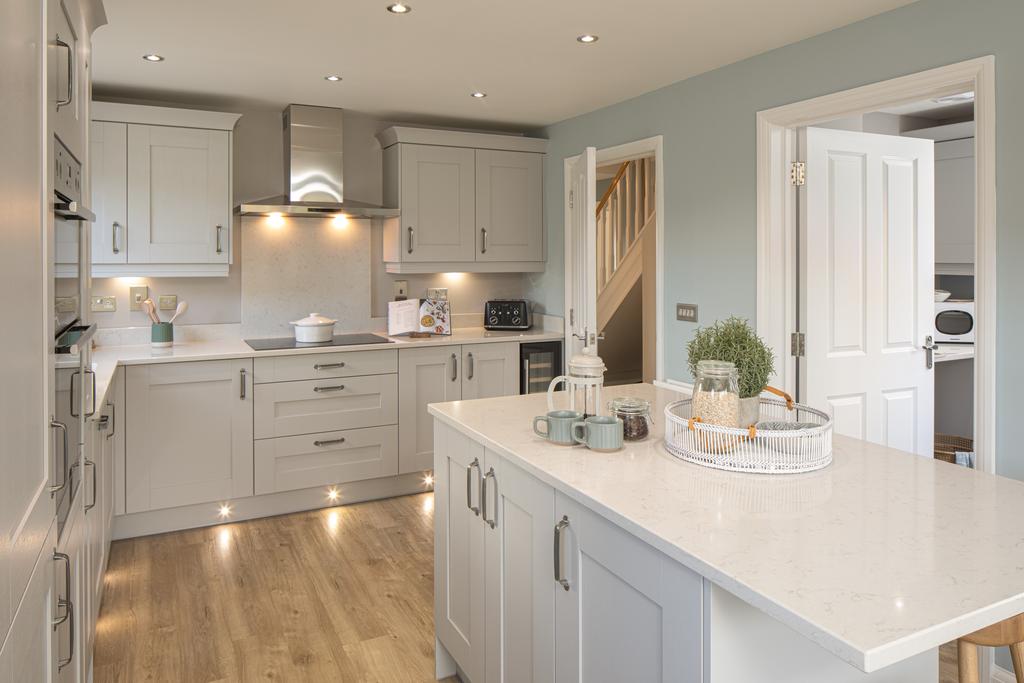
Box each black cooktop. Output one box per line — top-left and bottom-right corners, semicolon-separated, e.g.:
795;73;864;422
245;333;394;351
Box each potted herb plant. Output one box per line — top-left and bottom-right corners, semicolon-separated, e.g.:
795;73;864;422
686;317;776;427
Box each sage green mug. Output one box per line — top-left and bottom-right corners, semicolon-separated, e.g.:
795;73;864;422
572;416;624;452
533;410;583;446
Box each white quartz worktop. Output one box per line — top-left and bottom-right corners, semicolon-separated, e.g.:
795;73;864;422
428;383;1024;673
82;327;561;414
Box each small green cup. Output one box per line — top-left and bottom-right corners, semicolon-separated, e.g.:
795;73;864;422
151;322;174;347
572;416;624;452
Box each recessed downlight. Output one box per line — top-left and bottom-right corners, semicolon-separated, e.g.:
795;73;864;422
576;34;599;44
470;91;487;99
142;54;165;62
324;74;342;82
386;2;411;13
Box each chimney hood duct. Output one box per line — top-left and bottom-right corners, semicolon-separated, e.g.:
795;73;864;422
236;104;399;219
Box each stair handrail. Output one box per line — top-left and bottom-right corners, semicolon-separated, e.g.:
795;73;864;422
595;162;630;217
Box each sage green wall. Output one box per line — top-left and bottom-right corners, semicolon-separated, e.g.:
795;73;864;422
528;0;1024;483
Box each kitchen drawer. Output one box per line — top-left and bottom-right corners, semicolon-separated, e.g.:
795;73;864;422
253;349;397;384
254;373;398;439
254;425;398;495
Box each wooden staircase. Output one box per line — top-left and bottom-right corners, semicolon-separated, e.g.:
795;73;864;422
596;158;656;331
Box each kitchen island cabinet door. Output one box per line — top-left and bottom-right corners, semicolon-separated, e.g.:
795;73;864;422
553;492;703;683
398;346;462;474
125;359;253;513
475;149;544;262
434;423;486;683
483;450;556;683
461;342;519;401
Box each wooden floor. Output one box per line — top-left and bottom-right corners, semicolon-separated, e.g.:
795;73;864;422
94;493;457;683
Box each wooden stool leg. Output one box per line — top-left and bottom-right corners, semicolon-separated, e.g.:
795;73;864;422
1011;642;1024;683
959;640;980;683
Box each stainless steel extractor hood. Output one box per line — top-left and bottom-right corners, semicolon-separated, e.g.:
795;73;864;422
236;104;399;219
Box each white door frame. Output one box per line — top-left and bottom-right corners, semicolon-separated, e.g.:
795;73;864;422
563;135;666;380
756;56;996;477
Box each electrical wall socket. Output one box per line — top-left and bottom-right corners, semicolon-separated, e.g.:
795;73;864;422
158;295;178;310
426;288;448;301
393;280;408;300
129;286;149;311
676;303;699;323
91;296;116;313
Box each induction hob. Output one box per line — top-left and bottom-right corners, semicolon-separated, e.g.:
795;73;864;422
245;333;394;351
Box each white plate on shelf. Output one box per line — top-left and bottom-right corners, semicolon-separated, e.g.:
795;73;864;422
935;289;951;302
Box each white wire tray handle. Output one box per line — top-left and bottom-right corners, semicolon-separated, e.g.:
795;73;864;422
663;387;833;474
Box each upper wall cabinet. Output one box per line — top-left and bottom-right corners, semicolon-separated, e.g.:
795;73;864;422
88;102;241;277
378;126;546;274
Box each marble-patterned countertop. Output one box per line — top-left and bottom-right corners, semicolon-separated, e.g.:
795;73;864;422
428;383;1024;673
81;327;562;413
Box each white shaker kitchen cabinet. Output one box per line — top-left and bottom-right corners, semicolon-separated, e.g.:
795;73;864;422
475;150;544;262
392;144;477;263
126;124;231;264
48;0;83;161
483;450;556;683
108;366;126;516
54;499;85;683
935;137;975;265
461;342;519;401
253;374;398;440
433;424;486;683
125;359;253;513
398;346;463;475
89;121;128;264
0;523;56;683
553;491;703;683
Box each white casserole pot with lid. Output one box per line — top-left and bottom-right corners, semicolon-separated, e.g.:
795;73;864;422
290;312;337;343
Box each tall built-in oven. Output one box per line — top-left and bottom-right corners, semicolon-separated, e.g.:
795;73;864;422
51;134;95;539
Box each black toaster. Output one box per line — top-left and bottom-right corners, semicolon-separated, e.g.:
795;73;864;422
484;300;532;330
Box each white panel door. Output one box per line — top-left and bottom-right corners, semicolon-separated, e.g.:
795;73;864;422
90;121;127;264
125;359;253;513
400;144;476;262
398;346;462;474
553;492;703;683
127;124;230;263
800;127;934;456
433;422;486;683
462;342;519;401
475;150;544;262
484;451;555;683
565;147;598;359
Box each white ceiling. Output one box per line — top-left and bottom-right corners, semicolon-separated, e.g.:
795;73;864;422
91;0;918;129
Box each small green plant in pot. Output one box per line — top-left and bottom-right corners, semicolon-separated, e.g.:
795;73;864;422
687;317;775;427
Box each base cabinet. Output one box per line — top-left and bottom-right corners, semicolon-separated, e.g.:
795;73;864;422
0;524;56;683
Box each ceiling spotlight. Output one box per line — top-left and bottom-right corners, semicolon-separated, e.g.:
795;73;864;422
576;34;599;44
470;91;487;99
386;2;411;13
142;54;165;62
324;74;342;82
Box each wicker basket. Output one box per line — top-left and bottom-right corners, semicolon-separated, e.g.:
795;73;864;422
663;392;833;474
934;434;973;464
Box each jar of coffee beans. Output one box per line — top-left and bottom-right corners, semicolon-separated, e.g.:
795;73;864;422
608;397;654;441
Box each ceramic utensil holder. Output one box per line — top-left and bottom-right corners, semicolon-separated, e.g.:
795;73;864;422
151;322;173;347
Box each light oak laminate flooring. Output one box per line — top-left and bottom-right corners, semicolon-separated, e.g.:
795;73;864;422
94;493;458;683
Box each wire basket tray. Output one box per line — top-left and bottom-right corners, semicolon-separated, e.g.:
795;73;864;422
663;396;833;474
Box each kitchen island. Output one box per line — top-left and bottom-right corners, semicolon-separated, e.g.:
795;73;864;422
429;383;1024;682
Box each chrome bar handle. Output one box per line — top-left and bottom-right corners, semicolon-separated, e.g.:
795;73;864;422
450;353;458;382
481;468;497;530
554;516;570;590
313;384;346;393
480;227;487;254
58;600;74;670
49;419;68;494
465;457;481;516
52;552;71;627
313;361;346;370
54;38;73;108
112;221;121;254
84;459;97;511
314;437;346;447
239;368;247;400
215;225;224;254
106;402;115;440
467;352;474;381
407;226;414;254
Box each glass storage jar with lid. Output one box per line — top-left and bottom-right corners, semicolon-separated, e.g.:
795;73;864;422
608;397;654;441
692;360;740;427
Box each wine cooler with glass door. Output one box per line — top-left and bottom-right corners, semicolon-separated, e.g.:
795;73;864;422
520;341;563;394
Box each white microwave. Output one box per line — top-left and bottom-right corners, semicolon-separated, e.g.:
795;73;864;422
935;301;975;343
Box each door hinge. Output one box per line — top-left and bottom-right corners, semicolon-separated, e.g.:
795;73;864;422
790;162;806;187
790;332;806;357
569;308;575;327
569;190;574;209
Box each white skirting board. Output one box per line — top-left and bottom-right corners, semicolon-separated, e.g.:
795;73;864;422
113;472;431;539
